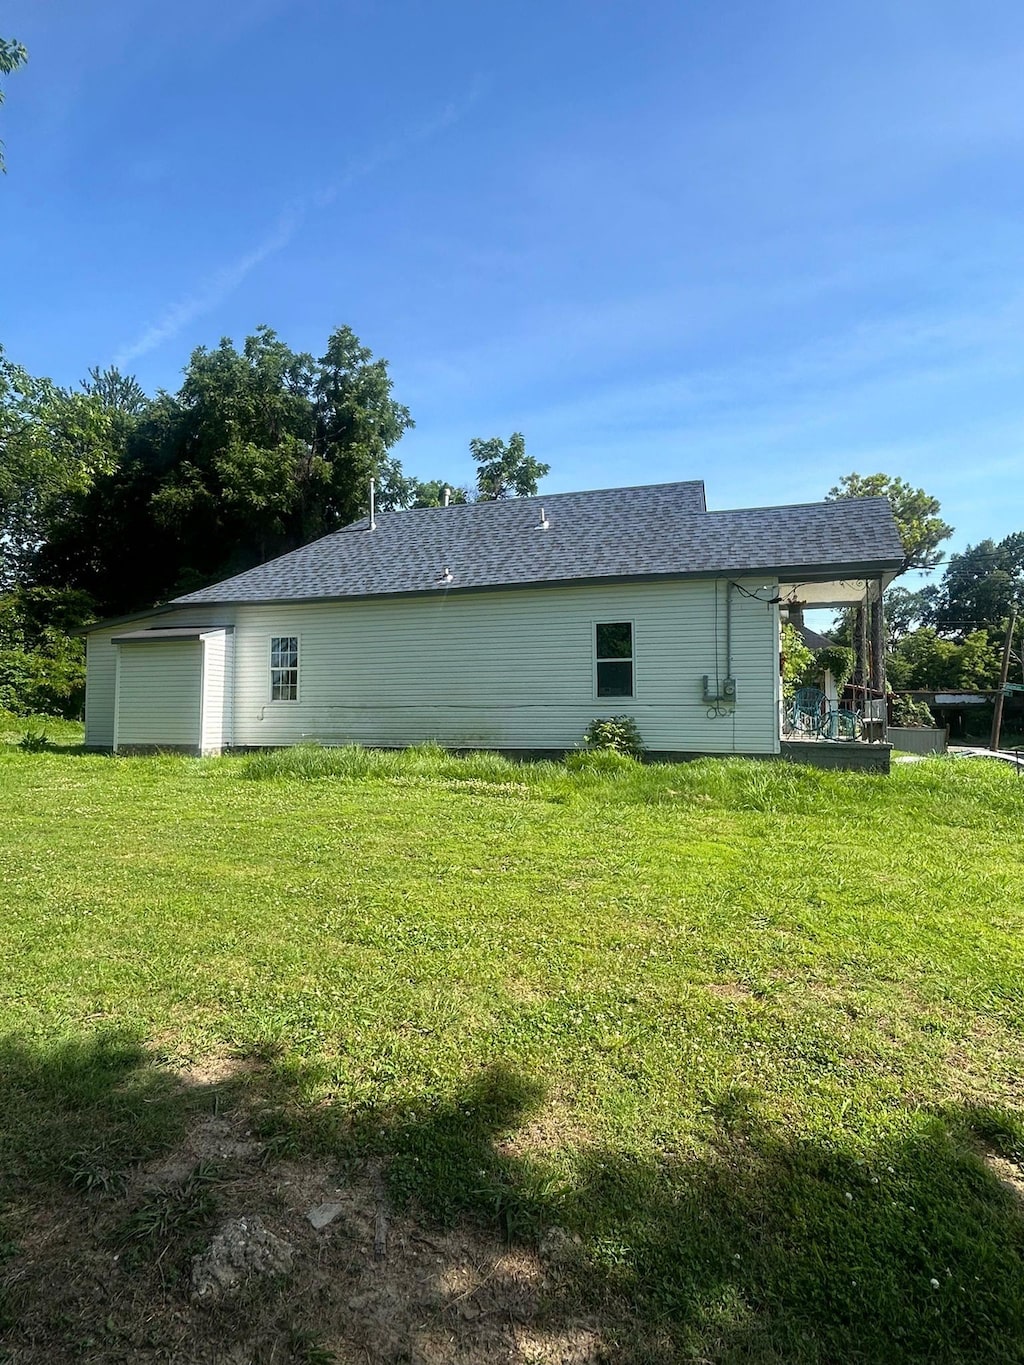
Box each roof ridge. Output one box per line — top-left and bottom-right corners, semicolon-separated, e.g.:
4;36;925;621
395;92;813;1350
708;495;894;515
343;477;708;523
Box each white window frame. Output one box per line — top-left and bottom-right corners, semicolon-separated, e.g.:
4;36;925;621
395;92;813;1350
268;634;300;703
593;619;636;701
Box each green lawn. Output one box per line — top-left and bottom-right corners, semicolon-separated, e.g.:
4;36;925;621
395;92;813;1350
2;724;1023;1362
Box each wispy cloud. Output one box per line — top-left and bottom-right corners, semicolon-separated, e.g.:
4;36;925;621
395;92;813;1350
113;209;303;367
114;80;484;368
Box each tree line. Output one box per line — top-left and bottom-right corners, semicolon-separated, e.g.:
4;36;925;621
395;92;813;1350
0;324;548;714
824;474;1022;696
2;321;1022;720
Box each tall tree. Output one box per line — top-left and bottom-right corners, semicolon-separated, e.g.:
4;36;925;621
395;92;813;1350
827;472;953;571
883;585;930;650
373;461;469;511
827;472;953;691
471;432;549;500
1;351;119;590
408;479;469;509
42;325;415;613
926;534;1024;636
0;36;27;173
311;326;414;533
81;365;149;416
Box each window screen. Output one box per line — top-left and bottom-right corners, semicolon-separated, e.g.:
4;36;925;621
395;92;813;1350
270;636;299;701
596;622;633;697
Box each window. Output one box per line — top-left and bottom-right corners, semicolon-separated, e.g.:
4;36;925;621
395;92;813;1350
596;621;633;697
270;636;299;701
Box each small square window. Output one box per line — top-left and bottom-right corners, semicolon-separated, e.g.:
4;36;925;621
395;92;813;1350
270;636;299;701
596;622;633;697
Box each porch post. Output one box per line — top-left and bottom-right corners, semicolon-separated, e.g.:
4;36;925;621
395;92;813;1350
876;575;887;737
870;577;886;696
857;584;869;692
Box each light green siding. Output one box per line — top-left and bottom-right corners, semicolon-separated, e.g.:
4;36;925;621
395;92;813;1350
84;608;224;750
84;634;118;750
228;578;781;754
84;579;781;755
115;640;202;750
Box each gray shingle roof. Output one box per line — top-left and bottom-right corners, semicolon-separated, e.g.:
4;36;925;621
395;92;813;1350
796;624;836;652
172;480;904;606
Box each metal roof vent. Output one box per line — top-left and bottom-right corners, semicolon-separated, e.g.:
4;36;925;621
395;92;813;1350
439;565;453;583
538;506;549;529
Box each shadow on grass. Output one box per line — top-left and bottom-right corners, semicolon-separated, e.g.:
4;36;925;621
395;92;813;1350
2;1031;1023;1364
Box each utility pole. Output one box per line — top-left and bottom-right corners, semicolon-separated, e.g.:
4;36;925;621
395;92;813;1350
989;605;1018;753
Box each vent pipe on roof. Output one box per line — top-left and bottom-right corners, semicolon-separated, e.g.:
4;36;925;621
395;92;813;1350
538;505;549;528
443;486;451;507
369;478;376;531
439;565;453;583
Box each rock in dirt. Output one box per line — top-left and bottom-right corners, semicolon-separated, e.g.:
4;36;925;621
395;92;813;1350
307;1201;346;1230
190;1216;294;1300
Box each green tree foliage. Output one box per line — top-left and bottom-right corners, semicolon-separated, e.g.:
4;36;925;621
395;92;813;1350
0;586;91;716
827;472;953;570
407;479;470;509
1;351;120;590
925;534;1024;635
883;586;929;648
890;693;936;728
826;472;953;692
81;365;148;416
373;461;469;511
471;432;549;500
887;627;1000;692
781;621;814;700
43;325;417;612
813;645;855;692
0;36;28;173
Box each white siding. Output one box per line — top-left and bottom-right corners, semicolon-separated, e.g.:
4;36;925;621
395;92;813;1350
227;579;781;754
115;641;202;750
200;631;232;754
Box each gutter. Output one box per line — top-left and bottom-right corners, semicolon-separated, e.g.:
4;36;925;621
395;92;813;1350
167;561;905;613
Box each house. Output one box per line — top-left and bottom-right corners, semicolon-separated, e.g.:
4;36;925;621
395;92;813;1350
79;480;904;764
794;622;841;709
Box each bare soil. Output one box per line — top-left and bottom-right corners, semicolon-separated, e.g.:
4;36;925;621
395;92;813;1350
1;1077;609;1365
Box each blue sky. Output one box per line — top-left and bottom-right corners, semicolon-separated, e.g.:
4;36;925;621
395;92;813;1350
3;0;1023;585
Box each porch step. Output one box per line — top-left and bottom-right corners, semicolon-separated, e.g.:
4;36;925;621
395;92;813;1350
778;740;892;773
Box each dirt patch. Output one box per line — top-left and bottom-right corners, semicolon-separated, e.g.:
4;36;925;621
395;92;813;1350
170;1054;266;1089
497;1094;588;1161
979;1150;1024;1202
704;981;755;1003
2;1100;608;1364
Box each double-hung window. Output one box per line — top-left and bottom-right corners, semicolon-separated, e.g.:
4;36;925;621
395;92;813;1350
596;622;634;697
270;636;299;701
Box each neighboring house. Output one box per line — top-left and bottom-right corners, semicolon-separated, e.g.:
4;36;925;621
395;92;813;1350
795;623;840;708
79;481;904;759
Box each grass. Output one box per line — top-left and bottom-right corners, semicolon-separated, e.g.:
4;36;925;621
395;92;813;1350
1;725;1023;1360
